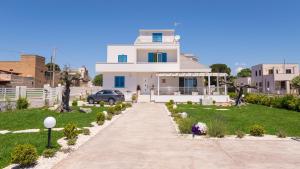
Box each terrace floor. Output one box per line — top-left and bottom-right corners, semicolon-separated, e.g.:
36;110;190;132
53;103;300;169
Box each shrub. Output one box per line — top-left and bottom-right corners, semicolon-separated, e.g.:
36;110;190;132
177;118;196;134
106;113;113;120
63;123;78;139
131;94;137;102
67;138;77;146
107;106;116;115
16;97;29;109
207;119;226;138
72;100;78;106
99;101;105;107
187;101;192;105
276;130;287;138
249;124;265;136
96;112;105;125
125;103;132;108
82;128;90;135
169;100;174;105
11;144;38;167
212;100;216;105
235;130;245;138
114;104;122;114
228;92;237;99
42;149;56;158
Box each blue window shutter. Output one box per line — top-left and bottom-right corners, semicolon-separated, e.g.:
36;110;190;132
148;53;154;62
115;76;125;88
152;33;162;42
162;53;167;62
118;55;127;63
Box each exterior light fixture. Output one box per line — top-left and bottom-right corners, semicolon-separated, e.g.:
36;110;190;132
44;117;56;148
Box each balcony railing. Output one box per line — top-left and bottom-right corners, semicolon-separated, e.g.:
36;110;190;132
154;87;226;95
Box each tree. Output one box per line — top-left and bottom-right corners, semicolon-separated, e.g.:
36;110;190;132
46;63;61;71
93;74;103;86
210;64;231;75
59;66;80;112
209;64;231;86
291;76;300;94
237;68;251;77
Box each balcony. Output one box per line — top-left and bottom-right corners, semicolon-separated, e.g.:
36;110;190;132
95;62;179;73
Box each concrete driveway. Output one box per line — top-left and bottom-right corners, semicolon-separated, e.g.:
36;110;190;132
53;103;300;169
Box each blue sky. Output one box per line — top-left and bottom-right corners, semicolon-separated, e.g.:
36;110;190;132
0;0;299;76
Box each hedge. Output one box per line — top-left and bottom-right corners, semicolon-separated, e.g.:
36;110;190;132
245;93;300;112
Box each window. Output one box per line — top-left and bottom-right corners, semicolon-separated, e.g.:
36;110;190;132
148;52;167;62
276;69;279;74
114;76;125;88
255;71;258;76
103;90;113;94
267;81;270;88
162;79;166;83
259;70;262;76
152;33;162;42
118;55;127;63
268;69;274;74
286;69;292;74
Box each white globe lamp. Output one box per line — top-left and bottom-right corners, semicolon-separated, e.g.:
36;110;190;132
44;116;56;148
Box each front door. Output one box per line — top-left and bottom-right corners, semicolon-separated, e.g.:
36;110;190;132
179;77;197;94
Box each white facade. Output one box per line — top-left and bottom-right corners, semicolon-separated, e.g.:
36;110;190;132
251;64;299;94
96;29;229;103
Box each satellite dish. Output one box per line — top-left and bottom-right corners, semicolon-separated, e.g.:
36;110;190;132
174;35;181;41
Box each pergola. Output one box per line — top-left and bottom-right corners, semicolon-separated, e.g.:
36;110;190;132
155;72;228;96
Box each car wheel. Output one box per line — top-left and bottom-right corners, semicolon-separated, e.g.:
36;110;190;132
108;98;115;105
88;98;94;104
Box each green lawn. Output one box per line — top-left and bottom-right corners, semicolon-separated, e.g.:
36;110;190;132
0;106;106;130
177;104;300;136
0;131;63;169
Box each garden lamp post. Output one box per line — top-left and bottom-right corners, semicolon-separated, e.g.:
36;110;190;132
44;117;56;148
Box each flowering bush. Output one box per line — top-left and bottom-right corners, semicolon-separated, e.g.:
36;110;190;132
192;122;207;136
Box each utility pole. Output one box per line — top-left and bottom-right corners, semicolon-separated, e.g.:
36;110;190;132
52;48;56;87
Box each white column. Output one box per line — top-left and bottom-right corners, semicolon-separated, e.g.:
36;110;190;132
208;75;211;95
216;74;220;94
157;76;160;96
224;75;228;95
286;80;290;94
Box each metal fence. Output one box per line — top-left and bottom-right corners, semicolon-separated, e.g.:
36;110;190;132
0;88;16;101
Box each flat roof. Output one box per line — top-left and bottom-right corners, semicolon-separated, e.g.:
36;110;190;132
139;29;175;33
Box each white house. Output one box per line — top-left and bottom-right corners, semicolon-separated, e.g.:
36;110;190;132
251;64;299;94
96;29;229;103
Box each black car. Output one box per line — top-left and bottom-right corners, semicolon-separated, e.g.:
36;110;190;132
87;90;125;105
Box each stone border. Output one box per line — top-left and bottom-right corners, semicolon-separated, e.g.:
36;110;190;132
4;106;133;169
164;104;295;141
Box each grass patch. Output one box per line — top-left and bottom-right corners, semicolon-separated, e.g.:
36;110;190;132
177;104;300;136
0;131;63;169
0;106;106;130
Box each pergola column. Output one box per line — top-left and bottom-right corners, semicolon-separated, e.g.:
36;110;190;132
208;75;211;95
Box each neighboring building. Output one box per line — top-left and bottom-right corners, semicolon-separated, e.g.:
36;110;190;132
251;64;299;94
0;69;34;87
68;66;90;86
96;29;229;103
235;77;252;93
0;55;47;87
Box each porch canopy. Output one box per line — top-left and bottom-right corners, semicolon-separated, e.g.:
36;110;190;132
155;72;228;96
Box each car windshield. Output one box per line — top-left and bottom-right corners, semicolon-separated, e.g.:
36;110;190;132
114;90;123;95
